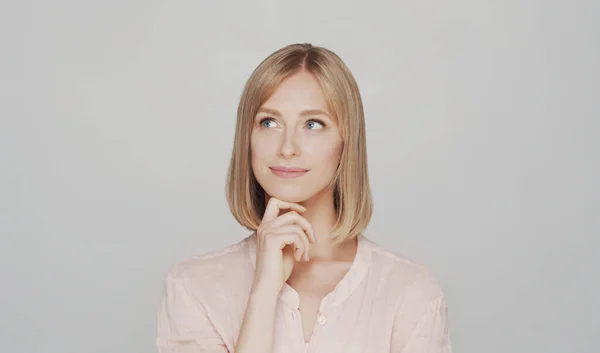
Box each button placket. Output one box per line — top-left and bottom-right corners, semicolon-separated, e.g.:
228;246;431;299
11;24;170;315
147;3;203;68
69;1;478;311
317;313;327;326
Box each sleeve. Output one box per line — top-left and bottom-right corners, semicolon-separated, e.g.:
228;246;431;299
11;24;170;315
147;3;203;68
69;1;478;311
156;269;230;353
391;293;452;353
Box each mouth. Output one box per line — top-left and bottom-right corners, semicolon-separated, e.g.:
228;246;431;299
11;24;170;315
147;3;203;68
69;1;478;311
269;166;310;179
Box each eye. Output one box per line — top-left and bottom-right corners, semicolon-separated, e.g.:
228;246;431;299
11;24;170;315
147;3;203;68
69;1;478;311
259;118;277;128
306;119;325;130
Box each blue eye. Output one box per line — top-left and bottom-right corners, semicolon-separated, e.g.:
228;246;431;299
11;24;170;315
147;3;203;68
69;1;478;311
306;120;324;130
261;118;276;128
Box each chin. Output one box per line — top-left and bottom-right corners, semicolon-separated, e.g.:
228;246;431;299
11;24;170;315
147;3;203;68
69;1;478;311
266;190;311;203
261;183;315;204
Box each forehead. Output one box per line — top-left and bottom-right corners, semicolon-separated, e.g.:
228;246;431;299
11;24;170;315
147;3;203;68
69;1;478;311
261;71;331;114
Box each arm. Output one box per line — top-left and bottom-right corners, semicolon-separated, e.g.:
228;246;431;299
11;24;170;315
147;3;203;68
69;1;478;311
233;282;280;353
234;198;314;353
156;270;229;353
391;293;452;353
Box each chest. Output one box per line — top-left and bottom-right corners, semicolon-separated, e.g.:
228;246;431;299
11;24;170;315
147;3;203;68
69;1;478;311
287;263;351;342
268;287;394;353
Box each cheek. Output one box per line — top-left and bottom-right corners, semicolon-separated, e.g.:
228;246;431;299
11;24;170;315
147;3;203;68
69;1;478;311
250;133;263;159
250;134;261;172
309;138;343;169
250;133;276;167
328;143;343;168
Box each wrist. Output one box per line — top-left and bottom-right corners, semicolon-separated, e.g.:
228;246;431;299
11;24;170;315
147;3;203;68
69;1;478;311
250;280;281;302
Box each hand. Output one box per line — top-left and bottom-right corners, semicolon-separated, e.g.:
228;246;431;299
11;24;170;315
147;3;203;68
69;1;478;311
252;197;316;293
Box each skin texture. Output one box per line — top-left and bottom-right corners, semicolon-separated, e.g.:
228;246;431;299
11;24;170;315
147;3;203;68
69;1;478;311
235;71;358;351
251;70;343;205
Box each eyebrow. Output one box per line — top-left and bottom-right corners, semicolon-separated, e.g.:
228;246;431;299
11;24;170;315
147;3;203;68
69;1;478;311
256;107;331;119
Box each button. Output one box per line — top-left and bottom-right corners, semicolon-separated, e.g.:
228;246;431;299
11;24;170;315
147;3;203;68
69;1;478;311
317;314;327;326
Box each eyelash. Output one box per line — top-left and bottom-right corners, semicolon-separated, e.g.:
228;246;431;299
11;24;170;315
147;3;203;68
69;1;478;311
258;117;326;129
258;117;275;127
307;119;326;128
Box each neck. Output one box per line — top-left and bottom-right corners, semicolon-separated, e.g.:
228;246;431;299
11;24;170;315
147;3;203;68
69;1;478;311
297;188;356;262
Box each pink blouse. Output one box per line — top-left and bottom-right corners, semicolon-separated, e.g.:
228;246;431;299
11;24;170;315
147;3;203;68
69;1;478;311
156;233;452;353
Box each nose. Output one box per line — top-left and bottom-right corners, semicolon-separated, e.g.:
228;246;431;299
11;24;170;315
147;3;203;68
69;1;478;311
277;128;300;158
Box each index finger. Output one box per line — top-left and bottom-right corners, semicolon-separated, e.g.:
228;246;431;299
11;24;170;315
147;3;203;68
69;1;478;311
262;197;306;223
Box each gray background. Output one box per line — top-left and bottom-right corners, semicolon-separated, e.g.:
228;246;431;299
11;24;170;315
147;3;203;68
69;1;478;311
1;1;598;352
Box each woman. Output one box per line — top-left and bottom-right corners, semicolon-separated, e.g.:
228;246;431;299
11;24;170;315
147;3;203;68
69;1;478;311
156;43;452;353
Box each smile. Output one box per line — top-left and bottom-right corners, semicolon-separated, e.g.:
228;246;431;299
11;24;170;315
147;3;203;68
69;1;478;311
269;166;309;179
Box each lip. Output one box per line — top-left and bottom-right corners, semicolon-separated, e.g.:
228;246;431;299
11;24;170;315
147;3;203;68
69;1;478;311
269;166;309;179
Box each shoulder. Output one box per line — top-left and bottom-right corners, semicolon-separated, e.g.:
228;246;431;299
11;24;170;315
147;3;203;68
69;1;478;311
362;236;446;303
164;234;255;300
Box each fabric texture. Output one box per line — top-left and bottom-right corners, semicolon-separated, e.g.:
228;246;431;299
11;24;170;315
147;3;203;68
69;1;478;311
157;233;452;353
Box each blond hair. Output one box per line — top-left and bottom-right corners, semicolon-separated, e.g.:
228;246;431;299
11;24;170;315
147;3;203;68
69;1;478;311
226;43;372;245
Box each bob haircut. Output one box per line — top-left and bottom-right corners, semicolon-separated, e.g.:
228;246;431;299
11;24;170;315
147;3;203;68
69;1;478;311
226;43;372;245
